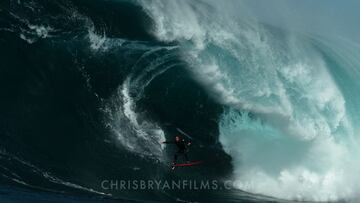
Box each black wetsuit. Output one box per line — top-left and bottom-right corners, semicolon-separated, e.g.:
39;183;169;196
163;139;190;164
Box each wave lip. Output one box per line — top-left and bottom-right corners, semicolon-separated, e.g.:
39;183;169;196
138;0;360;201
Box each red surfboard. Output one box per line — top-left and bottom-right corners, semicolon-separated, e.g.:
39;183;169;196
172;160;203;167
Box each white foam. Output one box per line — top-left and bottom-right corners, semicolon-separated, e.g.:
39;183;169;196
104;78;165;159
138;0;360;201
28;24;52;38
219;108;359;201
86;25;126;51
139;0;206;49
19;33;36;44
19;24;54;44
88;27;108;50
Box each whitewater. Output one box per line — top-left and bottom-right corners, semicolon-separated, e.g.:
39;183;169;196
139;0;360;201
2;0;360;202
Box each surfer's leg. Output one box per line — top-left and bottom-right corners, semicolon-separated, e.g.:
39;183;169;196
184;153;189;162
173;153;178;164
172;152;180;170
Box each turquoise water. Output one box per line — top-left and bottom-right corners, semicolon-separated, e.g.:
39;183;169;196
1;0;360;202
140;0;360;201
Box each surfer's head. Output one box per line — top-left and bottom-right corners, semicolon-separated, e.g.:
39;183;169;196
175;136;181;142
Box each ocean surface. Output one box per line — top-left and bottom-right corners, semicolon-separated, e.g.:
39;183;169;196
1;0;360;202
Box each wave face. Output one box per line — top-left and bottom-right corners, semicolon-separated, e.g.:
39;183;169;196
1;0;360;202
0;0;231;202
139;0;360;202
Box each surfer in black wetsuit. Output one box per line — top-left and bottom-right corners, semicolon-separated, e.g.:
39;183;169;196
162;136;191;169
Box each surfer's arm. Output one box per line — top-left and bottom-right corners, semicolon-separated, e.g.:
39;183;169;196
162;141;175;144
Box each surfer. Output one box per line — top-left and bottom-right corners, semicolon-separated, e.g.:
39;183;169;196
162;136;191;169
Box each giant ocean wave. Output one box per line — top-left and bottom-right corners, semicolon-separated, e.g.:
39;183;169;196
1;0;360;202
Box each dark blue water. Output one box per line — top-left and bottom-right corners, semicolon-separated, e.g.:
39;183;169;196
1;0;359;202
0;0;234;202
